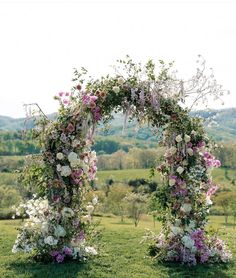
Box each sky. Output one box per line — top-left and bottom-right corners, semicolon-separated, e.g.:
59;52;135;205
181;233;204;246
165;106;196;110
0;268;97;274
0;0;236;118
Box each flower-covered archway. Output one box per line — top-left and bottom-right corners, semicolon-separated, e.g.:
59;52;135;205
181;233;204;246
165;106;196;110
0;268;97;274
13;57;232;265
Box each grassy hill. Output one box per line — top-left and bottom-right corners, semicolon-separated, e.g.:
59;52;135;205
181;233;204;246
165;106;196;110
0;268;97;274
1;108;236;142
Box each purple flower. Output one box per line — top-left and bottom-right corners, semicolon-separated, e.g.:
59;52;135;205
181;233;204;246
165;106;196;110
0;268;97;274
56;253;65;263
63;246;73;256
50;250;60;257
197;141;206;148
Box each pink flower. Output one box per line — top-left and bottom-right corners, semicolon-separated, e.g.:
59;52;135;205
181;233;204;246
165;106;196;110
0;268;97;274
207;185;218;196
198;141;206;148
66;123;75;133
65;92;70;96
63;99;69;105
58;92;64;97
53;195;61;203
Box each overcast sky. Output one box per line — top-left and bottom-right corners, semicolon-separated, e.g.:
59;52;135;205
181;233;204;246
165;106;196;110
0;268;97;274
0;0;236;118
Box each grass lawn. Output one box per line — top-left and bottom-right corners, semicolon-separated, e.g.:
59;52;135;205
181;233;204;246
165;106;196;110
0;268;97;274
0;215;236;278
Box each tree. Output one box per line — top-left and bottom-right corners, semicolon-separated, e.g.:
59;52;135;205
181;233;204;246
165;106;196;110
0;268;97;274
123;192;147;227
106;184;131;222
215;192;236;224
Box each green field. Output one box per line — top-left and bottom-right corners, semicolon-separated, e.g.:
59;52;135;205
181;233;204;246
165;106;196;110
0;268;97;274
96;168;236;189
0;215;235;278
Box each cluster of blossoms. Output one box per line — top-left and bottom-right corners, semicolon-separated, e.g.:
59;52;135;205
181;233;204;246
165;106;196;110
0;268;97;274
13;57;231;264
13;84;102;262
13;195;98;263
147;127;232;264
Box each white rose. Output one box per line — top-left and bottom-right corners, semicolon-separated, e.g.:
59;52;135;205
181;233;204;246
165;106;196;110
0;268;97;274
57;164;62;172
113;86;120;94
175;135;182;143
170;226;183;235
187;148;194;156
56;152;64;160
72;139;80;148
92;196;98;206
41;222;49;234
176;166;184;174
184;135;191;143
62;207;74;218
61;166;72;177
169;178;176;186
169;147;177;155
85;246;97;256
117;77;125;85
83;214;91;222
185;220;195;232
83;164;89;174
182;235;195;250
206;196;213;206
44;236;58;246
70;159;80;168
54;225;66;237
180;203;192;213
86;205;94;214
68;152;78;162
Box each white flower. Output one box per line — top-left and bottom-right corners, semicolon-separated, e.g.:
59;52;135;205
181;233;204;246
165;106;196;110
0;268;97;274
169;147;177;155
61;166;72;177
184;134;191;143
170;226;183;235
185;220;196;232
56;152;64;160
112;86;120;94
86;205;94;214
182;235;195;250
62;207;74;218
72;139;80;148
70;159;80;168
83;214;91;222
92;196;98;206
175;135;182;143
68;152;78;162
117;77;125;85
180;203;192;213
191;130;197;136
176;166;184;174
183;160;188;166
206;196;213;206
54;225;66;237
41;222;49;234
169;178;176;186
85;246;97;256
83;164;89;174
44;236;58;246
187;148;194;156
57;164;62;172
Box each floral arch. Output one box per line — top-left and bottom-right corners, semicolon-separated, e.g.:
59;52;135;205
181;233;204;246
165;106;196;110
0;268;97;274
13;57;232;265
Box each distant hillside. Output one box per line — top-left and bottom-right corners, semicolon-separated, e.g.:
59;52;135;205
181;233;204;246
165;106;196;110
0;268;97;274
0;108;236;142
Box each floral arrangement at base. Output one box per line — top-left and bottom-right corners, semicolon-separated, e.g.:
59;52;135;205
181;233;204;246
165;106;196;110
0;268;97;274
13;56;232;264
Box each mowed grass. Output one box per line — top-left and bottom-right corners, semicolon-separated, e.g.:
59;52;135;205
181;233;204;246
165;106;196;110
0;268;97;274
0;216;236;278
